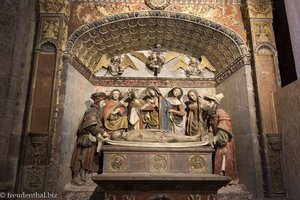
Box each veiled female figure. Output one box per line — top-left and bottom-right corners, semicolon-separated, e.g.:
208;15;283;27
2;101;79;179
141;86;171;130
127;89;145;130
103;89;128;132
166;87;185;134
186;89;206;136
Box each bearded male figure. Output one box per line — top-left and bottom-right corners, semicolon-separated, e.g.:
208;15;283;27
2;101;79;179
70;92;109;186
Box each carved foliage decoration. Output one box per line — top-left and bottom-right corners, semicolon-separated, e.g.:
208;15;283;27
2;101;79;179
248;1;273;18
24;133;48;165
253;21;272;45
0;0;19;13
42;18;60;40
266;134;285;194
39;0;70;16
22;165;45;192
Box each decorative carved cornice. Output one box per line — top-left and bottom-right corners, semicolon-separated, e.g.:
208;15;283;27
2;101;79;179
215;54;251;84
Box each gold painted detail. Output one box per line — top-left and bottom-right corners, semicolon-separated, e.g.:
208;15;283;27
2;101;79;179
67;11;246;76
145;0;170;10
110;154;126;172
253;21;272;45
150;154;167;172
248;1;272;18
39;0;70;16
189;155;207;173
42;18;60;40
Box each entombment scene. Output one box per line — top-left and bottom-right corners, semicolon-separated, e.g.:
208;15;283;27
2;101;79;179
6;0;300;200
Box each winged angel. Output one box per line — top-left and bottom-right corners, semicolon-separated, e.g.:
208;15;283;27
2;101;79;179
130;51;185;76
93;54;138;76
171;55;216;77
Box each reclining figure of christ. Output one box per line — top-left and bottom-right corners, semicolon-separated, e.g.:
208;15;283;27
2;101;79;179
110;129;201;143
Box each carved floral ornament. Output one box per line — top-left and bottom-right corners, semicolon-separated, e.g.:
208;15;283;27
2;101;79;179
248;1;272;18
253;21;272;44
65;10;249;81
42;18;60;40
39;0;70;16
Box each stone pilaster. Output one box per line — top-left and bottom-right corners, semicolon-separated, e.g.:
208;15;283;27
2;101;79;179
19;0;70;195
0;0;36;193
245;0;285;198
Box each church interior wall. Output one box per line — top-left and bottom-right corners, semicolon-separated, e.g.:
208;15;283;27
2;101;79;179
216;65;262;199
274;80;300;200
284;0;300;79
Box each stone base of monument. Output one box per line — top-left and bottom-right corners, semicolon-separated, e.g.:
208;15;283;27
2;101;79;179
93;173;230;200
89;144;231;200
63;183;255;200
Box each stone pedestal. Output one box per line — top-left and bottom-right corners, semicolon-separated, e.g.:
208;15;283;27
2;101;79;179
92;144;231;200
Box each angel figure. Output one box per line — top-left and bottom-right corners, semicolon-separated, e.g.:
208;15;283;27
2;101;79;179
146;51;165;76
171;55;216;77
93;54;138;76
131;49;179;77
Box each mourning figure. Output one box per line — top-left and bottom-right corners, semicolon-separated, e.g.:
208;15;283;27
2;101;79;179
186;89;206;137
141;86;171;130
166;87;185;134
70;92;109;186
203;93;238;183
103;89;128;132
127;88;145;130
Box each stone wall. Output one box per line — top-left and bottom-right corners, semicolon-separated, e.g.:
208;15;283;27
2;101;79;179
284;1;300;79
216;65;263;199
273;80;300;200
0;0;36;192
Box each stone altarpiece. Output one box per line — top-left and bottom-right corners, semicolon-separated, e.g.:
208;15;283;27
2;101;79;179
15;0;285;199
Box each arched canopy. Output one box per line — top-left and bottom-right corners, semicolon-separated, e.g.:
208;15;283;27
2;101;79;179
66;10;249;78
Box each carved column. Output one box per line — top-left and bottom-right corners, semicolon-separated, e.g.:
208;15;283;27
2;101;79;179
19;0;70;194
245;0;285;197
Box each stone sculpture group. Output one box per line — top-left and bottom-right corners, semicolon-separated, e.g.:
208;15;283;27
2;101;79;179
70;86;238;186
